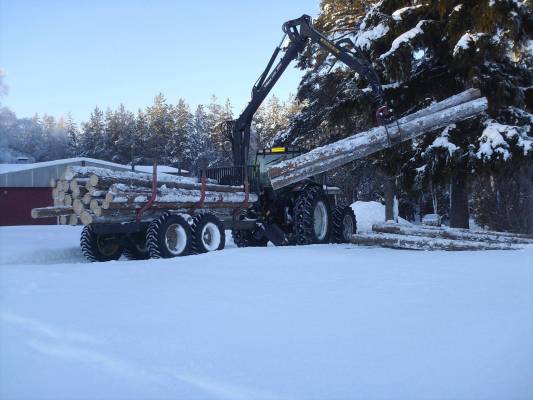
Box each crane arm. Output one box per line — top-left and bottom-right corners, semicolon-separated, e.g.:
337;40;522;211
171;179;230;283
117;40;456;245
231;14;390;167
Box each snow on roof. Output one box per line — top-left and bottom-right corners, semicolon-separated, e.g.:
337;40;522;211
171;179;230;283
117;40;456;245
0;157;129;175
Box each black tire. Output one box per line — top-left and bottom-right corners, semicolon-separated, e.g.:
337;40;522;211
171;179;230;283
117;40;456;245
191;213;225;254
293;185;332;245
231;229;268;248
331;205;357;243
80;225;123;262
146;213;192;258
123;232;151;260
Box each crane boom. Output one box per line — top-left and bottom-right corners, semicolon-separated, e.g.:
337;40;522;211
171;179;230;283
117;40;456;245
231;14;388;167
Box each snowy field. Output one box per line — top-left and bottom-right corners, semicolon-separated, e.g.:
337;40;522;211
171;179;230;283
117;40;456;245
1;223;533;399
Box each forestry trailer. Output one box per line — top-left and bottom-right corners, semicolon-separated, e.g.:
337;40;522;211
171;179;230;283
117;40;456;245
32;15;488;261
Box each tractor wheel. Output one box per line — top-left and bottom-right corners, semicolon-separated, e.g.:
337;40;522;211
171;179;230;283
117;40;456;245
293;186;332;245
80;225;123;262
331;205;357;243
231;229;268;248
146;213;192;258
191;213;225;254
123;232;151;260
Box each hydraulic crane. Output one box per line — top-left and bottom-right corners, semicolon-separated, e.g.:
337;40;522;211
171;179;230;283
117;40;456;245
230;14;391;168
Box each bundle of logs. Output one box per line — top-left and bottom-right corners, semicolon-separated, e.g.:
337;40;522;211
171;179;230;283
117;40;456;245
349;221;533;251
31;166;257;226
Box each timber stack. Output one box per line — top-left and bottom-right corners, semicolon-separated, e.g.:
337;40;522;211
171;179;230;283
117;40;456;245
32;166;256;226
349;221;533;251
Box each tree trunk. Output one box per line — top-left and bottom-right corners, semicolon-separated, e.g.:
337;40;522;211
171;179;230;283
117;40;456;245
384;174;397;222
450;170;470;228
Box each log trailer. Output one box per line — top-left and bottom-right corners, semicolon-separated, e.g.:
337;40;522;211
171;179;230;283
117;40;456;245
31;15;488;261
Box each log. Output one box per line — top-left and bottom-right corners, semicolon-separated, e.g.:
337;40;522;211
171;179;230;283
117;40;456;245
71;186;88;199
64;194;73;207
64;166;243;193
372;222;533;245
106;187;258;204
31;206;74;219
268;91;488;190
413;224;533;240
70;178;89;192
79;210;165;226
350;232;520;251
68;214;78;226
99;200;247;212
82;192;94;205
59;215;68;225
72;199;87;215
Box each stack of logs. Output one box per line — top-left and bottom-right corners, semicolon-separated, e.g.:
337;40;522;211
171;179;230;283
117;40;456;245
349;221;533;251
31;166;257;226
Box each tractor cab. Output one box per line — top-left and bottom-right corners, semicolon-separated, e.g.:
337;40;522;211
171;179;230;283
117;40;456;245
254;147;302;186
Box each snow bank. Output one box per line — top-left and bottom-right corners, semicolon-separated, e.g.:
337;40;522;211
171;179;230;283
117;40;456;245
351;201;411;232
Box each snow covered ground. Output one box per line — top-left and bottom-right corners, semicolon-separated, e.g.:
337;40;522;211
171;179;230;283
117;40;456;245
1;224;532;399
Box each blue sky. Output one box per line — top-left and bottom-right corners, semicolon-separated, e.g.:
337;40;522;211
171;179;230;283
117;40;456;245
0;0;319;122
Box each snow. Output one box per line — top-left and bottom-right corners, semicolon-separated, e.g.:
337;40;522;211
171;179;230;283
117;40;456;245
352;201;411;232
453;32;485;56
1;225;532;399
391;5;423;21
477;120;532;161
354;23;389;50
379;20;428;60
66;166;200;184
427;124;459;155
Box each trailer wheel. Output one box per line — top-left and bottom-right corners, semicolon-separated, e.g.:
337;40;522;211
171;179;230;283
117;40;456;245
146;213;192;258
123;232;151;260
293;186;332;245
191;213;225;253
331;205;357;243
80;225;123;262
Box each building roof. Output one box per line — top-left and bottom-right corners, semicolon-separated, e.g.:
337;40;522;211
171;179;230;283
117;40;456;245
134;165;189;174
0;157;128;175
0;157;192;187
0;158;126;187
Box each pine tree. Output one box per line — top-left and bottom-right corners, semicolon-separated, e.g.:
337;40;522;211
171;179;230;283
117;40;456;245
168;98;193;169
65;113;79;157
145;94;174;164
80;107;105;159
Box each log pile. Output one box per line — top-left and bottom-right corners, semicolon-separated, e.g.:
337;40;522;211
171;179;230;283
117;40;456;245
349;221;533;251
32;166;256;226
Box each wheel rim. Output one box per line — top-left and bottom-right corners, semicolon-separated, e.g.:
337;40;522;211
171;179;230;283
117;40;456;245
201;222;221;251
342;214;354;241
96;235;119;257
165;223;188;255
313;201;328;241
